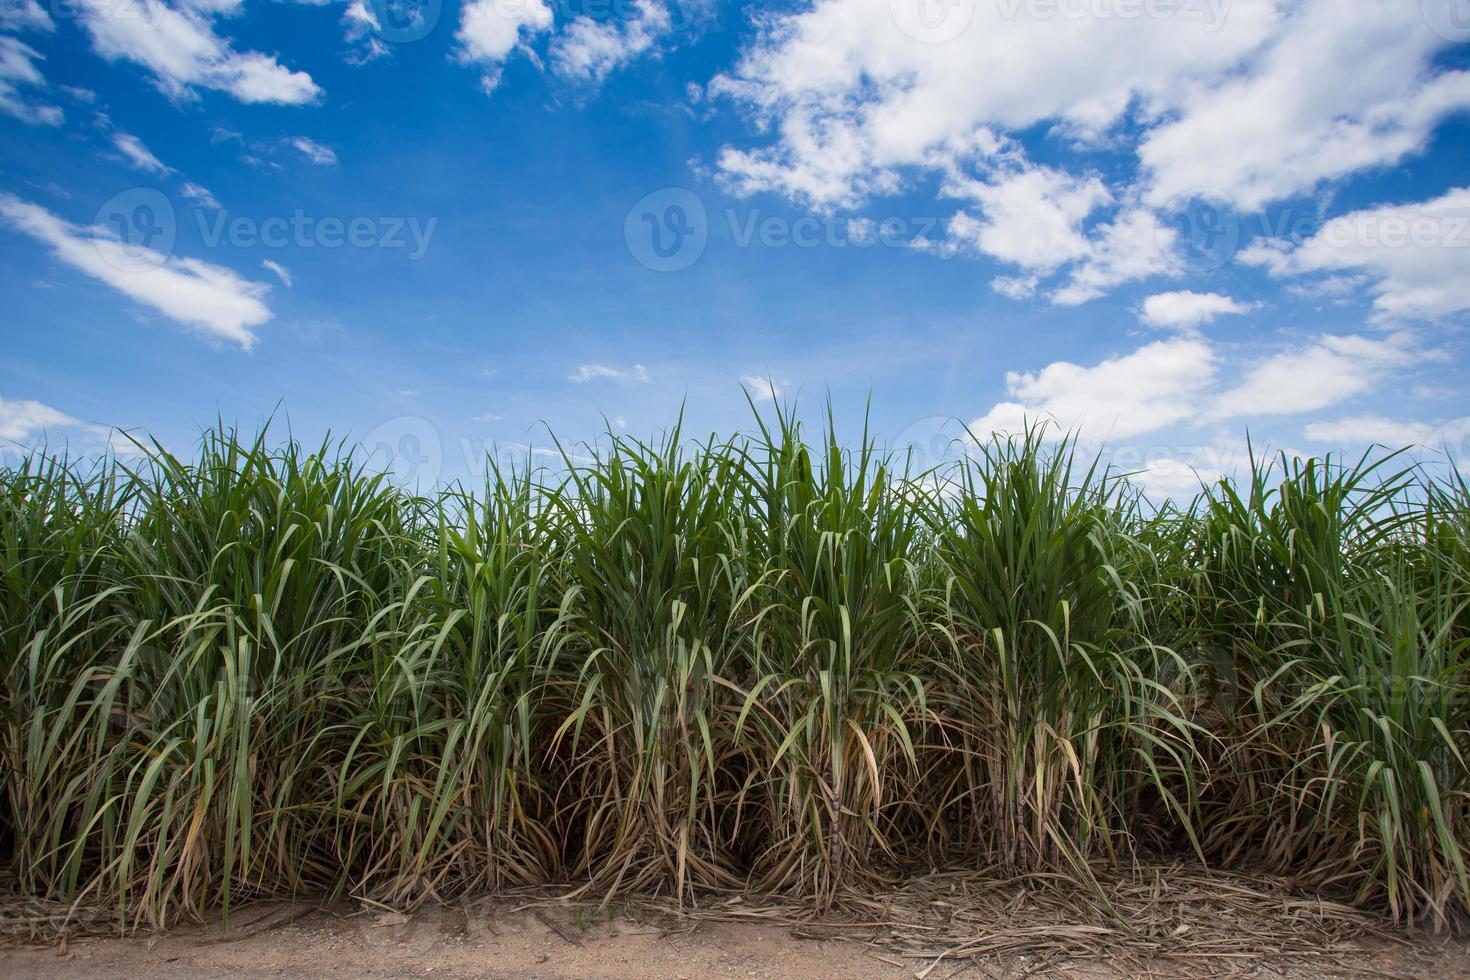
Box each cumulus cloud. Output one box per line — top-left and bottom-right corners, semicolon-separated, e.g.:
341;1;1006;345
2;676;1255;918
709;1;1470;303
0;195;273;349
1139;3;1470;211
0;396;151;457
1140;291;1252;332
78;0;321;105
456;0;554;92
1241;187;1470;322
944;165;1110;273
0;396;77;442
550;0;672;85
1210;333;1422;420
991;275;1039;300
971;337;1216;443
1302;414;1470;449
966;328;1435;461
568;363;650;383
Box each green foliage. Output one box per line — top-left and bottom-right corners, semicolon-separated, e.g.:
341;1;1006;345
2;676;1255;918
1;414;1466;929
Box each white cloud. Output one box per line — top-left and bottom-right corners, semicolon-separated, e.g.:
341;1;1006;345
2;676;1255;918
965;326;1444;477
568;363;650;383
0;398;154;456
1303;414;1470;449
112;132;172;175
945;165;1109;272
261;259;292;286
4;0;55;33
180;182;220;208
991;274;1039;300
79;0;321;105
456;0;554;92
1129;439;1260;500
740;374;788;402
289;136;338;165
710;1;1470;303
1211;333;1421;420
0;397;77;442
0;35;63;126
0;195;272;349
341;0;390;64
1050;207;1175;306
550;0;671;85
1241;187;1470;322
1139;3;1470;211
971;337;1216;443
711;0;1274;211
1140;291;1251;332
343;0;379;35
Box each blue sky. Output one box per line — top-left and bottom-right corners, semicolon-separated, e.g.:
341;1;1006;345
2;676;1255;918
2;0;1469;493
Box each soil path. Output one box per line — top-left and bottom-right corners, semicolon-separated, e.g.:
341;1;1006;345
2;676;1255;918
3;902;1469;979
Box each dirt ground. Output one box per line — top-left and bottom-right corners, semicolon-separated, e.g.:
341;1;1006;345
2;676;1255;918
3;899;1469;979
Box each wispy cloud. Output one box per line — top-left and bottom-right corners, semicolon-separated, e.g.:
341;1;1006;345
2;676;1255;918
0;195;273;350
289;136;338;166
112;132;172;176
261;259;293;287
568;363;650;384
180;182;221;209
0;35;63;126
